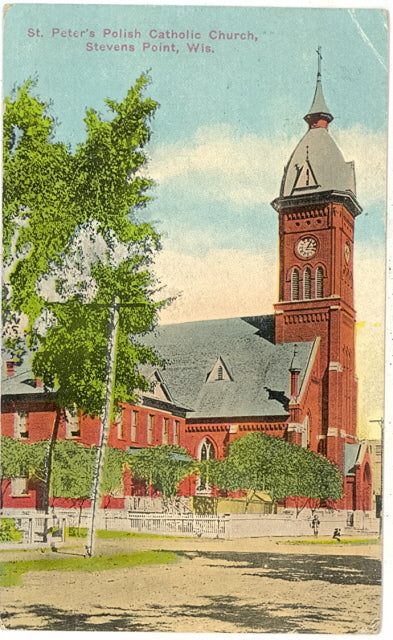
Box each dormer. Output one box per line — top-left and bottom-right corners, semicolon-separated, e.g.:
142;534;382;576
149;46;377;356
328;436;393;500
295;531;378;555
206;357;233;383
144;370;173;402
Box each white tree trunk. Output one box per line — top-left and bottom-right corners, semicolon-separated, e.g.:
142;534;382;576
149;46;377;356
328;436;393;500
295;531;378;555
86;295;119;557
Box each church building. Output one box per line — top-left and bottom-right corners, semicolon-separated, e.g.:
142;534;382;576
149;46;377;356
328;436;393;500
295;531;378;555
1;60;372;512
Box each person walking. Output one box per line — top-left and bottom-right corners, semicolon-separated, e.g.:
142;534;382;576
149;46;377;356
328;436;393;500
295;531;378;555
311;514;320;538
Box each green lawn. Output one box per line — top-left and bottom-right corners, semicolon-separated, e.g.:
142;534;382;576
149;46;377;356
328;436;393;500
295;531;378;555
278;538;379;545
0;550;178;587
96;529;182;540
66;527;184;540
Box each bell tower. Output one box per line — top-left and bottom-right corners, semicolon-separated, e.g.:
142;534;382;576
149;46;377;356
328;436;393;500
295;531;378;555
271;50;362;471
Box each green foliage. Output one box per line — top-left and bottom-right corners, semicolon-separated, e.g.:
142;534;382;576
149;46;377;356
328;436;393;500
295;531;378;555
0;550;178;587
3;74;165;417
101;446;128;496
66;527;88;538
51;440;96;499
3;80;73;322
1;436;47;479
32;294;160;416
0;518;23;543
127;445;195;500
199;433;343;504
51;440;127;499
1;437;127;499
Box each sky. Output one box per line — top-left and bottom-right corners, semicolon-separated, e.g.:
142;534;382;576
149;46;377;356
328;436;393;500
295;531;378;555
3;3;388;438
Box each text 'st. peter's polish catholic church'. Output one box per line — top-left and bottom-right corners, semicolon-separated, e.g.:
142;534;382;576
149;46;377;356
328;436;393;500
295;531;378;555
1;57;373;513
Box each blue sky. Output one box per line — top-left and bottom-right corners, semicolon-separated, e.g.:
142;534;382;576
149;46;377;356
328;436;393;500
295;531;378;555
4;5;387;255
3;4;388;435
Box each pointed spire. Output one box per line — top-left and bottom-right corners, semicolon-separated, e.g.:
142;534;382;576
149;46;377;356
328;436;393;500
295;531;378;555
304;47;333;129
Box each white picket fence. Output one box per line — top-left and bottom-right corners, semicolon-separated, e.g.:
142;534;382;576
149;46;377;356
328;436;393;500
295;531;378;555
88;510;227;538
127;512;227;537
1;507;380;543
1;511;67;545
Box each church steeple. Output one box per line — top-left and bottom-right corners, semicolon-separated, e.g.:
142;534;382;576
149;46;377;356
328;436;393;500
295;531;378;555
273;48;359;205
272;52;361;454
304;47;333;129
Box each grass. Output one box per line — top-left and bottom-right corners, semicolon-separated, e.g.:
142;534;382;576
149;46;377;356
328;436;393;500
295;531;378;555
0;550;178;587
96;529;182;540
65;527;183;540
278;538;379;545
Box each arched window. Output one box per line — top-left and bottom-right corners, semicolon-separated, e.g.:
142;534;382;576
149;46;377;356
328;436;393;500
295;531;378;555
303;267;311;300
316;267;324;298
301;415;310;448
200;440;215;461
198;439;215;492
291;268;299;301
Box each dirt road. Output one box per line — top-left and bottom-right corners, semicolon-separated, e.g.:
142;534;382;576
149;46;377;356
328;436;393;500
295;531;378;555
0;536;382;633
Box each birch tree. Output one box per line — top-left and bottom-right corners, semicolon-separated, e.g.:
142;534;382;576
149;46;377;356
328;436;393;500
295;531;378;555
3;75;166;554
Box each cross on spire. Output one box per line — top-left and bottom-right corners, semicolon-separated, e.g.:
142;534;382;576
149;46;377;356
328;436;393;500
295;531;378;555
316;45;322;78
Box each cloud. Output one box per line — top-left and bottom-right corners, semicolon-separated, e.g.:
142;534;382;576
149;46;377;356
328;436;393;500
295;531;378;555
155;240;385;326
335;125;387;209
154;246;277;325
149;123;387;209
354;245;386;325
149;125;298;207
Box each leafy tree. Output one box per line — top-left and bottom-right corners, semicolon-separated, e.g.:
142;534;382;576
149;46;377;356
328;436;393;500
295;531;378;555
127;445;194;502
1;437;47;480
1;436;127;501
3;75;166;553
199;433;343;514
3;75;163;412
2;80;73;331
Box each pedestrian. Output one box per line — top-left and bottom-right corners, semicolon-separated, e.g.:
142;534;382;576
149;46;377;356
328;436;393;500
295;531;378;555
311;514;320;538
332;527;341;542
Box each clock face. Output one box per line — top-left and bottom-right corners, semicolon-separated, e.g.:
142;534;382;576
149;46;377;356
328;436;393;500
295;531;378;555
296;236;318;258
344;242;351;264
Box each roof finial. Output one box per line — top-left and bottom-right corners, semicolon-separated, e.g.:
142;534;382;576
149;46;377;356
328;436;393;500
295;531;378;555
316;45;322;79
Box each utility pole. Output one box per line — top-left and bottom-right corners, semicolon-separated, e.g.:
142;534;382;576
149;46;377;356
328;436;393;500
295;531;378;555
369;418;384;534
86;295;119;557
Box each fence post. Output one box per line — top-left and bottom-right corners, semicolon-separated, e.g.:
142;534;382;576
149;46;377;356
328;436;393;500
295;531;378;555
224;514;231;540
28;517;33;544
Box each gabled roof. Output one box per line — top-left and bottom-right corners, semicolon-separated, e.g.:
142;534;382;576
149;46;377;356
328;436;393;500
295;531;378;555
143;369;174;403
2;316;317;422
1;361;49;397
343;442;370;476
142;316;315;419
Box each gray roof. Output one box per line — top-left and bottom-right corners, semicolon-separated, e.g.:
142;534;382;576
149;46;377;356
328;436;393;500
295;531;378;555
141;316;315;419
1;359;48;398
305;78;333;122
344;443;361;475
280;127;356;198
3;316;316;421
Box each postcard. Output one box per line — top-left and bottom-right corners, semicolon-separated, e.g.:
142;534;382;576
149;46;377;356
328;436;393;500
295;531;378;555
1;3;388;635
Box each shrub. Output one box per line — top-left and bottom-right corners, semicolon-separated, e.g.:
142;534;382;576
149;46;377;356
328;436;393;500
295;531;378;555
65;526;88;538
0;518;23;543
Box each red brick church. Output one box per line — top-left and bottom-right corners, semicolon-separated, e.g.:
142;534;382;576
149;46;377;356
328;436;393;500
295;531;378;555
1;61;372;512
